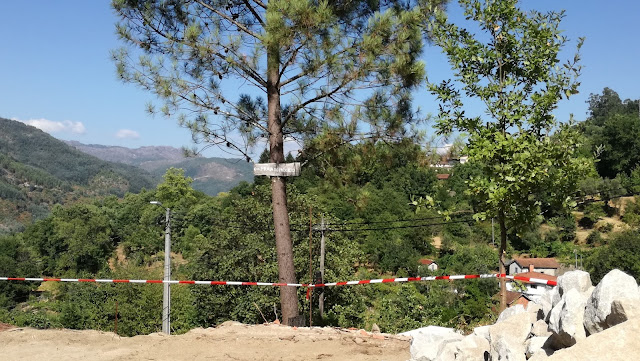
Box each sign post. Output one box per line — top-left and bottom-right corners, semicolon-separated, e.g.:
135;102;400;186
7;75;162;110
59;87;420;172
254;162;301;177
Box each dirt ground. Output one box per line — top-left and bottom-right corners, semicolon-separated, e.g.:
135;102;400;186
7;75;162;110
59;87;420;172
0;321;410;361
432;236;442;249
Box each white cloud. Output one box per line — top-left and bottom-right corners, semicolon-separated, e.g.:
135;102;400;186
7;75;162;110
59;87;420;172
16;118;86;134
116;129;140;139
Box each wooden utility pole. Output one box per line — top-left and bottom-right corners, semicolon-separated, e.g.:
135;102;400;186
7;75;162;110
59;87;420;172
319;215;326;318
308;207;313;327
498;211;507;312
114;301;119;336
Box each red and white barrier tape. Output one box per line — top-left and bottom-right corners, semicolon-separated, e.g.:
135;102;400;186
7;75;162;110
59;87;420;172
0;274;557;287
0;277;303;287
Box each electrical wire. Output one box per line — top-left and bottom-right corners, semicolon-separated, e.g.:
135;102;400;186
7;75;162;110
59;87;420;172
325;218;476;232
211;209;473;229
320;210;473;226
193;189;639;235
206;216;476;234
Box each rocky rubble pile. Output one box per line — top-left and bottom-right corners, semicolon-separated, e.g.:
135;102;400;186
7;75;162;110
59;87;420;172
402;269;640;361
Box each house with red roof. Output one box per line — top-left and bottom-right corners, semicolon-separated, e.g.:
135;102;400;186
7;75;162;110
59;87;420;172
418;258;438;271
506;270;558;303
508;257;560;276
506;291;532;308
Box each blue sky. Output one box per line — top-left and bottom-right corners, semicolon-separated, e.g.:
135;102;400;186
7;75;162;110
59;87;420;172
0;1;638;159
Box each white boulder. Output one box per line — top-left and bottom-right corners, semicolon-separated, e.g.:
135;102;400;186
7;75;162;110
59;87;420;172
536;290;554;322
489;312;534;361
437;334;490;361
583;269;640;335
547;317;640;360
548;288;588;347
530;319;551;338
472;325;491;344
525;336;553;359
400;326;464;361
497;304;526;323
557;270;592;296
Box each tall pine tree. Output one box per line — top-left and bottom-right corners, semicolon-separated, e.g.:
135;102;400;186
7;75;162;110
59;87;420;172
112;0;444;324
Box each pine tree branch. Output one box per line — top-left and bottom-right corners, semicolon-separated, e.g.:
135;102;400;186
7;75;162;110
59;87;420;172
196;1;261;40
219;44;267;88
242;0;265;26
251;0;266;10
129;9;267;88
279;44;305;81
283;76;354;126
280;47;352;88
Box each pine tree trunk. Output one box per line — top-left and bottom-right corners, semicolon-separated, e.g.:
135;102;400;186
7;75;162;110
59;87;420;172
267;48;299;325
498;211;507;312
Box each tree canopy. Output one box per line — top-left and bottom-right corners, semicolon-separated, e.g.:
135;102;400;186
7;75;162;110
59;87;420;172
580;88;640;178
427;0;591;309
112;0;446;324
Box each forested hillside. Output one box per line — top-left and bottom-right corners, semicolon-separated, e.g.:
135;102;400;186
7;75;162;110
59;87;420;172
2;88;639;336
0;117;154;233
65;141;253;196
0;142;502;335
1;0;640;339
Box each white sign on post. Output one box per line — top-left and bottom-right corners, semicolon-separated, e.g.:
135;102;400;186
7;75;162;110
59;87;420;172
253;162;301;177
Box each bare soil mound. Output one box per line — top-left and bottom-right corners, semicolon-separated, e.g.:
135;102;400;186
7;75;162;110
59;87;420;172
0;321;410;361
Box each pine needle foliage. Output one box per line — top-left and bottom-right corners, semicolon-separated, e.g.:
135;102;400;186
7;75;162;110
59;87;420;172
112;0;446;324
112;0;445;158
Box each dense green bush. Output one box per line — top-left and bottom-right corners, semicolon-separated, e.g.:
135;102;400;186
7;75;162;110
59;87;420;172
549;214;577;242
622;196;640;227
579;202;606;228
586;230;640;283
597;222;614;233
586;230;603;245
0;235;38;308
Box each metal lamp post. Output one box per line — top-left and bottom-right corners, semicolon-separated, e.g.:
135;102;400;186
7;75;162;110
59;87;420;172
150;201;171;335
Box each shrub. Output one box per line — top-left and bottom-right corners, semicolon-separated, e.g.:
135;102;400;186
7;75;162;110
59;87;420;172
579;203;605;228
622;196;640;227
586;230;640;283
549;215;576;242
597;222;614;233
586;230;603;245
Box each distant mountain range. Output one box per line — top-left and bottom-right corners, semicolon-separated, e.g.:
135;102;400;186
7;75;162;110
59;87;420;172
64;141;254;196
0;117;155;233
0;117;253;234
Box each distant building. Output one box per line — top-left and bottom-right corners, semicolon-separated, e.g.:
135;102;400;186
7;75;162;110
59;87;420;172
506;271;557;303
506;291;531;308
429;156;468;169
436;173;450;180
508;257;560;276
419;258;438;271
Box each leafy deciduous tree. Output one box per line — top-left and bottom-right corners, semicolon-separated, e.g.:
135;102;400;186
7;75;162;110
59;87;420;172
586;230;640;283
427;0;590;310
581;88;640;179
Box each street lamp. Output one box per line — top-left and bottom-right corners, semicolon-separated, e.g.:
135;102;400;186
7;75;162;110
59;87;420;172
150;201;171;335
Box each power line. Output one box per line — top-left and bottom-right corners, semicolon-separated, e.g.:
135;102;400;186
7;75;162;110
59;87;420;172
320;210;473;226
205;216;477;234
201;191;640;234
325;218;476;232
215;209;473;229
